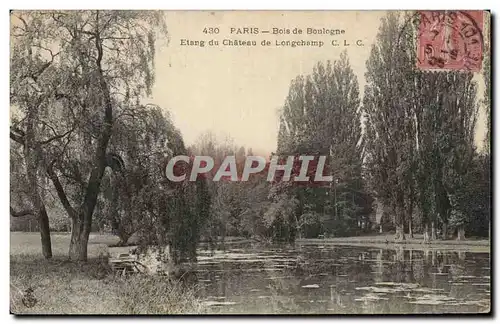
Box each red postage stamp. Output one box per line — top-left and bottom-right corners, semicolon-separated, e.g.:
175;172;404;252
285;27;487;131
417;11;484;72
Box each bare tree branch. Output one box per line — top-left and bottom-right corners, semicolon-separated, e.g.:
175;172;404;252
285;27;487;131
46;160;77;220
10;129;25;144
37;126;75;145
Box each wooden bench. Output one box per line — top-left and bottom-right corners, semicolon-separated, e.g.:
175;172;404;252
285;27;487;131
109;253;148;276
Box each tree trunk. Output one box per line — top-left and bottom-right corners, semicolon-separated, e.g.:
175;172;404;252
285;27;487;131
117;231;130;246
68;218;90;261
26;186;52;259
408;184;414;239
423;223;430;243
488;221;491;241
38;206;52;258
442;222;448;240
394;202;405;241
431;221;436;240
67;38;115;262
396;245;404;262
24;119;52;259
395;224;405;241
457;226;465;241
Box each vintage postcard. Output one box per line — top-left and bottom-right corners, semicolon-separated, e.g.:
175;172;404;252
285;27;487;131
10;10;491;315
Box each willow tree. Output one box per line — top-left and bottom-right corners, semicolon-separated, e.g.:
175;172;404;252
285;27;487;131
96;105;181;246
10;12;66;258
10;10;167;261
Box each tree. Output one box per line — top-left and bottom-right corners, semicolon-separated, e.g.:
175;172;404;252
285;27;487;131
364;12;482;242
483;14;491;153
10;13;66;258
10;10;167;261
418;71;478;241
448;152;490;239
190;133;259;242
403;16;479;241
96;105;178;246
276;52;368;239
265;180;299;242
157;155;211;263
326;52;368;236
482;17;492;238
275;73;321;241
363;13;418;241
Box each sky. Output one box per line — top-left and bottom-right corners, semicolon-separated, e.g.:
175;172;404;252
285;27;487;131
147;11;488;155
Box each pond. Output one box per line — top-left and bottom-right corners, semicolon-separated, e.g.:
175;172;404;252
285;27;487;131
186;243;490;314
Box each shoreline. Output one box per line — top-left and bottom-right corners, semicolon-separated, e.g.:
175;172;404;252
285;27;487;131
10;232;491;253
296;235;490;253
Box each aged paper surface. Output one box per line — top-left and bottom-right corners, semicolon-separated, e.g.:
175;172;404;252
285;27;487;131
10;10;490;315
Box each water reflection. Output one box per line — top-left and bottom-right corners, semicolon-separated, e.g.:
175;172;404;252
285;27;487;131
188;244;490;314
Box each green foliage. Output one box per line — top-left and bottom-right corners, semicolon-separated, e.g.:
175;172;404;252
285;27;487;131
448;153;490;236
363;12;487;241
275;51;370;239
363;13;418;234
10;10;175;260
190;133;272;242
265;182;299;242
95;104;184;245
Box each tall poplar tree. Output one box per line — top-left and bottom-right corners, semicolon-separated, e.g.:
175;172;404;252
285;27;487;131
363;12;416;240
364;12;481;241
276;52;367;238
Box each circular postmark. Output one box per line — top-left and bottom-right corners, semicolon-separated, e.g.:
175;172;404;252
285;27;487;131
417;11;484;71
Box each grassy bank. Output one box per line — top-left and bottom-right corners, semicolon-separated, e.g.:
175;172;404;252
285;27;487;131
10;232;204;315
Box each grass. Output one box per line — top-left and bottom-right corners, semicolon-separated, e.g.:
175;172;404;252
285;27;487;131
10;232;205;315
